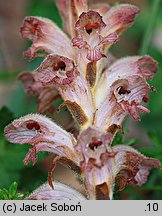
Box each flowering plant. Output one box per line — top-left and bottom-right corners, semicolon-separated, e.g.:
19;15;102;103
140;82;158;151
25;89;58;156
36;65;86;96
4;0;161;200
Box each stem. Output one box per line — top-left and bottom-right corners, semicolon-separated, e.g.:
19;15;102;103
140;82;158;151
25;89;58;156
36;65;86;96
139;0;160;55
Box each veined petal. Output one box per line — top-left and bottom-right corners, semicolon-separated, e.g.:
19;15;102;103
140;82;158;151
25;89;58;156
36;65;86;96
94;55;158;132
113;145;162;190
90;3;111;16
84;165;114;200
4;114;78;165
102;4;140;36
95;55;157;107
36;54;95;129
20;16;74;60
36;55;75;85
94;94;126;133
76;126;113;163
72;11;118;62
55;0;88;37
19;72;60;114
76;127;115;200
76;127;161;199
27;181;86;200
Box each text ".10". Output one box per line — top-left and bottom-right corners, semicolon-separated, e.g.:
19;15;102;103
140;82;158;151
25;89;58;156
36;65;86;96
145;203;158;212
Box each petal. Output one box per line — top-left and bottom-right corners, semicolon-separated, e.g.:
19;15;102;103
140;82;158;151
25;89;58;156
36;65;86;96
94;94;126;133
113;76;151;121
72;11;118;62
36;55;75;85
94;55;158;132
84;165;113;200
90;3;111;16
83;144;161;198
76;126;113;163
55;0;88;37
20;16;74;60
102;4;140;36
95;55;157;107
113;145;161;190
74;11;106;37
4;114;78;165
36;54;95;129
27;181;86;200
19;72;60;114
76;127;116;200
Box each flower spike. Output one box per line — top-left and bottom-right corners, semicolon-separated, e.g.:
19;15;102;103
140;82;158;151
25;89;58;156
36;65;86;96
3;0;161;200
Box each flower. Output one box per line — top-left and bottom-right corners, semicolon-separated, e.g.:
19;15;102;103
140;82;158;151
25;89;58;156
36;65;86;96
4;115;161;200
76;127;161;199
72;4;140;62
4;0;162;200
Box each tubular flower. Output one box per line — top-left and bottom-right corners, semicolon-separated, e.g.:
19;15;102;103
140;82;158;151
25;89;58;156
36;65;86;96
4;117;161;200
4;0;162;200
4;114;79;166
76;127;161;199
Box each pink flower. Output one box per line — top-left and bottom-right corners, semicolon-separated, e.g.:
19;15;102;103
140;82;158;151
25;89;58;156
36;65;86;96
4;116;161;200
4;0;161;200
76;127;161;199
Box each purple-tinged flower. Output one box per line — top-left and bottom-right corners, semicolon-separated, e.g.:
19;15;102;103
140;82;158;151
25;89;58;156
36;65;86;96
20;16;75;60
94;55;158;132
72;4;139;62
4;117;161;200
18;1;143;129
4;0;161;200
4;114;79;166
76;127;161;199
35;54;95;129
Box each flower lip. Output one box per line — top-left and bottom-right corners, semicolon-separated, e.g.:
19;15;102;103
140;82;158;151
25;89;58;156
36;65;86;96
20;16;75;60
4;113;78;165
72;10;118;62
76;127;113;165
75;11;106;36
20;16;44;41
36;55;75;85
